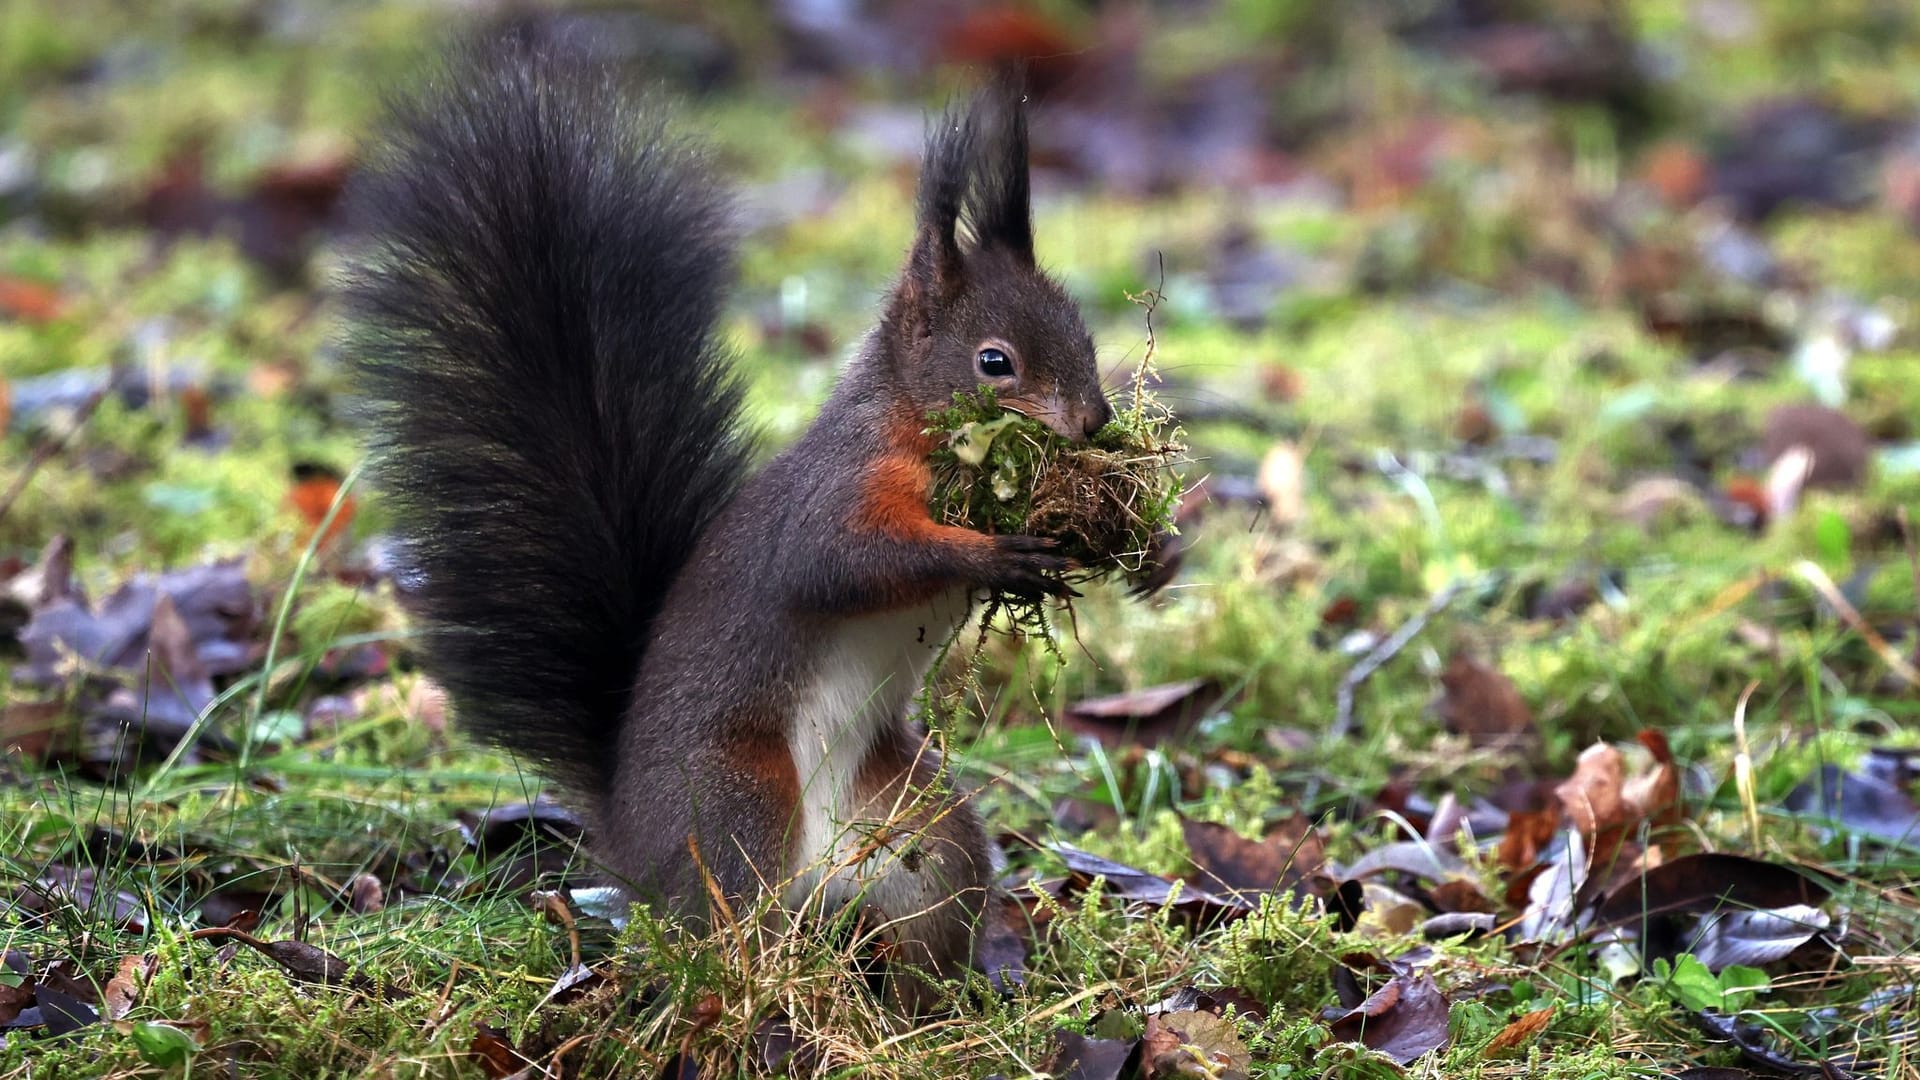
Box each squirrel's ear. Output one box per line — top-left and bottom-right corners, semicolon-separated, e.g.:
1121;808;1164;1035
964;74;1034;264
909;106;973;303
895;76;1036;335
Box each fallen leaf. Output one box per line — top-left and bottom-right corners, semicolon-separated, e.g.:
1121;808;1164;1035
974;892;1029;993
32;985;100;1037
753;1014;824;1074
542;963;603;1008
470;1024;526;1079
1517;834;1588;942
1498;806;1561;874
1438;652;1535;747
1642;140;1710;206
1617;476;1706;532
1763;404;1869;491
1784;764;1920;846
1050;844;1250;926
1689;905;1832;971
1180;815;1325;898
1556;738;1680;866
1143;1009;1250;1079
1763;445;1814;523
1324;973;1451;1065
0;978;32;1027
1145;985;1267;1023
289;462;356;549
1592;853;1832;928
1341;840;1467;885
1047;1027;1142;1080
1485;1004;1554;1055
101;955;153;1021
1062;679;1223;747
348;873;385;914
1556;743;1627;840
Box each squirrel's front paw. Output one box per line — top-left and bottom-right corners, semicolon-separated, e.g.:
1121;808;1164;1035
981;535;1079;600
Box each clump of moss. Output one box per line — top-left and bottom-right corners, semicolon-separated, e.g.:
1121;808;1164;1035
926;384;1183;616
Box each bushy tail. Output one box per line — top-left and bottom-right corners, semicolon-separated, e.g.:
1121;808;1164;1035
339;35;748;795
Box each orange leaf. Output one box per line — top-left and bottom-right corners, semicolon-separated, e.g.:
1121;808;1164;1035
0;275;64;324
1486;1005;1555;1055
289;462;355;548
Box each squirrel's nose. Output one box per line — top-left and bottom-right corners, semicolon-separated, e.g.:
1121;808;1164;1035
1078;396;1113;441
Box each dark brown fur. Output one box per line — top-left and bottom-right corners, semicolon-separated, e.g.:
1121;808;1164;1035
342;36;1107;1009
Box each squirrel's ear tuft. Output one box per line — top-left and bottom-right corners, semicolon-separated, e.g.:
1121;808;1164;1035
959;73;1033;264
908;105;972;302
909;72;1035;296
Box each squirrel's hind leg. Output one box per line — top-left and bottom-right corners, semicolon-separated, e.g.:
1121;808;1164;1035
839;722;990;1013
598;735;801;932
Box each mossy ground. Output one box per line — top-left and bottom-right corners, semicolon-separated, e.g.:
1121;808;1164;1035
5;2;1920;1078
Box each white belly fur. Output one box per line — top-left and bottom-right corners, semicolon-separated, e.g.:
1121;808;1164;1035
782;590;970;913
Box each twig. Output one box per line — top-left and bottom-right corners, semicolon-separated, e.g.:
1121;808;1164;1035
1124;251;1167;411
1793;559;1920;687
1329;580;1469;739
0;382;110;525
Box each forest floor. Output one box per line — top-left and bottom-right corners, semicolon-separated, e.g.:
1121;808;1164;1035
3;2;1920;1077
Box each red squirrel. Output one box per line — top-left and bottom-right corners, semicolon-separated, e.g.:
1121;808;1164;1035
340;35;1110;1008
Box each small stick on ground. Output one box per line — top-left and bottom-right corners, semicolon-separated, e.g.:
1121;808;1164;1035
1794;559;1920;687
1329;580;1469;739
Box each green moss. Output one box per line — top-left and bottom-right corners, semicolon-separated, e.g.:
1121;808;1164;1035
926;386;1184;613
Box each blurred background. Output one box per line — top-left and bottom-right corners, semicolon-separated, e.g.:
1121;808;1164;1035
5;0;1920;512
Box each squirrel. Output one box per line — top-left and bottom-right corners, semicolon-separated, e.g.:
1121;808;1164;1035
339;34;1111;1009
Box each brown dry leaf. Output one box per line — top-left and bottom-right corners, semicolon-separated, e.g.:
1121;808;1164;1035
1062;679;1223;747
1555;742;1627;840
247;357;303;398
1259;363;1303;404
470;1023;526;1079
1555;737;1681;872
1438;652;1536;747
348;873;386;914
1642;139;1710;206
101;954;154;1021
1454;399;1496;446
1762;404;1869;491
1485;1005;1555;1055
1324;973;1451;1064
1498;806;1561;874
1;699;63;760
1180;814;1325;898
1428;878;1496;914
1624;730;1683;829
289;463;356;549
1143;1009;1251;1080
0;976;31;1027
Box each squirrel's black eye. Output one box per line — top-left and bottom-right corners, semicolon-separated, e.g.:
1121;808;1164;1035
976;346;1014;378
